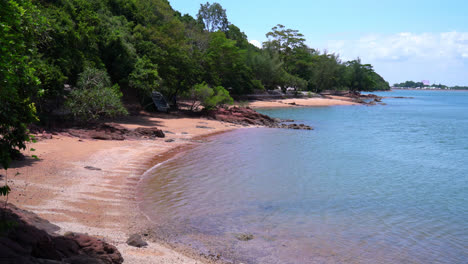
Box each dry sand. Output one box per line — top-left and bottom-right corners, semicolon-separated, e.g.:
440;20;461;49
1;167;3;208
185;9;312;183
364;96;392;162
1;113;243;264
248;96;357;108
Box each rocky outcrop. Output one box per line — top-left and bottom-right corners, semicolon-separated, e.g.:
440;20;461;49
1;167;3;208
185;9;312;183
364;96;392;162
206;107;314;130
65;123;165;140
207;107;277;127
0;204;123;264
131;127;165;138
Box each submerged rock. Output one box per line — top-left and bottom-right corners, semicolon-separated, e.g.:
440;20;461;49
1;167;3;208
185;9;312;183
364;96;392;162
235;233;254;241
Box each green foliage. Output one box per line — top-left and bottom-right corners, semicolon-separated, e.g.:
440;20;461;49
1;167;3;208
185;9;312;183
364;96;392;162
264;24;306;56
189;83;233;110
0;0;43;172
65;68;128;121
345;58;377;92
203;31;255;95
1;0;392;130
197;2;229;32
129;56;161;99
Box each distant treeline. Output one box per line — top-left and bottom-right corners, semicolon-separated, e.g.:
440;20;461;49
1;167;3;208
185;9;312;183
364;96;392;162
393;81;467;90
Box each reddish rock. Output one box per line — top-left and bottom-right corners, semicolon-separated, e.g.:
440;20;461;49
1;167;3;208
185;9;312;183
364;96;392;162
132;127;165;138
0;204;123;264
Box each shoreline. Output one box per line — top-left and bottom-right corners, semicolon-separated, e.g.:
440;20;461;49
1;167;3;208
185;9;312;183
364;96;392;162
1;96;359;263
248;95;358;108
2;114;241;263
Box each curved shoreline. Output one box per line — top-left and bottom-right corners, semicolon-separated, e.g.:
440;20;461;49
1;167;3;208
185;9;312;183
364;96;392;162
2;115;241;264
1;96;359;263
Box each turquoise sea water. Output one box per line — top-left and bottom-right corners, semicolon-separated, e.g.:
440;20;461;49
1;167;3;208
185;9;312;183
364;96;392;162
139;90;468;264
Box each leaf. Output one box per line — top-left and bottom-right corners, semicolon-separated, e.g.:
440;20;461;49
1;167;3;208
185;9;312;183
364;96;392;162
0;185;11;196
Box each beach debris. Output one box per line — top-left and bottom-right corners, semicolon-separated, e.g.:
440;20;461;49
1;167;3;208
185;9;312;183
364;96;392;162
126;234;148;248
165;139;175;142
181;132;189;134
84;166;102;171
235;233;254;241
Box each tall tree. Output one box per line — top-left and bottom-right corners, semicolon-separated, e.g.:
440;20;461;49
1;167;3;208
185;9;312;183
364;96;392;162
264;24;306;57
197;2;229;32
345;58;376;92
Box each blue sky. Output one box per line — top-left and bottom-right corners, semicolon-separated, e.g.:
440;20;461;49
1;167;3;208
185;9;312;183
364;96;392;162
169;0;468;86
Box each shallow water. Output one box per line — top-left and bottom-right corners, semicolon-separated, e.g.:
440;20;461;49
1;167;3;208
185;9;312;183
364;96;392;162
139;90;468;264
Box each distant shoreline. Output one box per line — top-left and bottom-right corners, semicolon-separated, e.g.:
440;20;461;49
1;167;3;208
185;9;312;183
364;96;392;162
392;88;468;91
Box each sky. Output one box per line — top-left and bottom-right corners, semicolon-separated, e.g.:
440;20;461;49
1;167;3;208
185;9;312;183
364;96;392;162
169;0;468;86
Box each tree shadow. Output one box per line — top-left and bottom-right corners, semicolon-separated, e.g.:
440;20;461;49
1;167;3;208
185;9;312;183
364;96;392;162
8;156;41;169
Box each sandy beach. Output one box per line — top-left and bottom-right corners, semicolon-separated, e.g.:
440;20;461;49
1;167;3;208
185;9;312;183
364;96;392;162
2;113;243;263
248;96;358;108
1;96;358;263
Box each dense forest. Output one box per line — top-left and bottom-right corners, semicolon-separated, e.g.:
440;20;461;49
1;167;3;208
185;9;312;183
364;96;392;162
1;0;391;174
393;81;467;90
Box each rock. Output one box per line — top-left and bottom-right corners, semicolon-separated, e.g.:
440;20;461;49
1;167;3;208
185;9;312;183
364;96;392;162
84;166;101;171
66;233;123;263
165;139;175;142
206;107;314;131
196;125;215;129
126;234;148;248
0;204;123;264
235;233;254;241
132;127;165;138
89;131;125;141
42;133;53;140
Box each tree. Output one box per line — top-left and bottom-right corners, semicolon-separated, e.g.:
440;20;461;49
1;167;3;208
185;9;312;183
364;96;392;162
264;24;306;57
129;56;161;103
0;0;46;203
65;68;128;121
345;58;376;93
0;0;44;168
197;2;229;32
203;31;255;94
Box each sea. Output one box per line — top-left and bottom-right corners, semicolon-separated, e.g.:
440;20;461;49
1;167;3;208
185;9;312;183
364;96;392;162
138;90;468;264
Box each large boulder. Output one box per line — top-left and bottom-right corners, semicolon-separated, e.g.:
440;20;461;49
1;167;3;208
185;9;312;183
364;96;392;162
0;204;123;264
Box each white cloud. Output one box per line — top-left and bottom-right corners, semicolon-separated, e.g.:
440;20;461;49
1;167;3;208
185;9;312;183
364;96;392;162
325;32;468;85
249;39;262;48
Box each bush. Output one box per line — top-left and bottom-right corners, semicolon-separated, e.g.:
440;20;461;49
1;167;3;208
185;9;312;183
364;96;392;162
189;83;233;111
66;68;128;121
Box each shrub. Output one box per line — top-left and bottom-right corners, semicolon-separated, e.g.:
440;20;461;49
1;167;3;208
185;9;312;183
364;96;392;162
189;83;233;111
66;68;128;121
